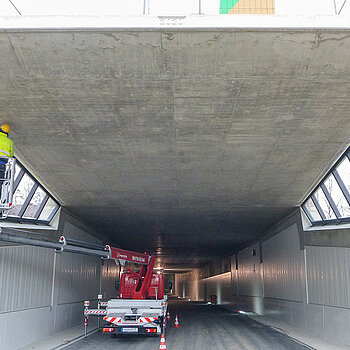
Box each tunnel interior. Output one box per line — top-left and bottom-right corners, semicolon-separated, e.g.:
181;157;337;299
2;29;350;270
1;18;350;350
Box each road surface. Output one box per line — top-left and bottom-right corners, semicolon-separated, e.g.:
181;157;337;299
65;300;309;350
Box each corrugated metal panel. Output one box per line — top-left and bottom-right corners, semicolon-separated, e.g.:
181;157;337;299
53;221;102;304
56;251;100;304
231;254;238;297
237;243;262;297
174;270;199;300
263;223;304;301
204;272;232;304
306;245;350;308
101;259;120;300
0;246;54;313
0;306;52;350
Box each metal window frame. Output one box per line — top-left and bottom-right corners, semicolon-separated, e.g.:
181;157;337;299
46;203;60;221
5;159;60;225
17;182;39;218
37;198;59;222
303;198;321;223
311;194;327;220
302;146;350;226
333;168;350;206
320;183;341;218
34;193;49;219
308;216;350;227
13;168;25;192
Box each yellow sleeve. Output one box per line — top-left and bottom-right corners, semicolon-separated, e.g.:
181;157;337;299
9;139;14;157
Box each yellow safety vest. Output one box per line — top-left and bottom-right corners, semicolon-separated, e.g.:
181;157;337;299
0;132;14;158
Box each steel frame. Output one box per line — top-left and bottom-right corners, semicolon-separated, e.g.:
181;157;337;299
302;146;350;226
4;159;60;225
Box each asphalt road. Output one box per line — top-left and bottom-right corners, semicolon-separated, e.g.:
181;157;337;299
65;300;309;350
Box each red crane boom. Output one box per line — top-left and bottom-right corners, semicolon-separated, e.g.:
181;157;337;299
106;245;161;300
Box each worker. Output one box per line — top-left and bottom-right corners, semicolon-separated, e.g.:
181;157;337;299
0;124;14;183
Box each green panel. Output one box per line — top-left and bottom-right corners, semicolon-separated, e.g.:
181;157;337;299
220;0;240;14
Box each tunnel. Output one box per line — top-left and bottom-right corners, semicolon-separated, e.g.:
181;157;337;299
1;4;350;350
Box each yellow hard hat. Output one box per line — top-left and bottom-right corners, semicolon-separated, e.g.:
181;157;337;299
1;124;10;133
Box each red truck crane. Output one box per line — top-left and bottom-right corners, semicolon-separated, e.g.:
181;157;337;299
107;246;164;300
0;233;167;337
59;237;167;336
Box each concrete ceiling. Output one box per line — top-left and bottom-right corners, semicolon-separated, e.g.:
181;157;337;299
1;26;350;268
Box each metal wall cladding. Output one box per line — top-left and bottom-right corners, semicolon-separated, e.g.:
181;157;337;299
263;223;304;301
101;259;120;300
306;245;350;308
0;245;54;313
175;269;200;300
56;251;100;304
204;272;232;304
54;221;103;304
231;254;238;296
237;243;263;297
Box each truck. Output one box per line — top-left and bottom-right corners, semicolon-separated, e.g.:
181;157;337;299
79;242;168;336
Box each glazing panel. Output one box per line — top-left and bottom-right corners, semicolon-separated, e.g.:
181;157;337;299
38;198;58;221
7;173;35;217
324;174;350;218
336;157;350;194
314;188;336;220
23;187;46;218
14;163;22;182
304;198;321;221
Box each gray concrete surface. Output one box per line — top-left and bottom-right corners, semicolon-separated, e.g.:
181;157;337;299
2;27;350;268
64;300;309;350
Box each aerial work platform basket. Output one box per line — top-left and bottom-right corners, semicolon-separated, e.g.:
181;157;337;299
0;157;16;218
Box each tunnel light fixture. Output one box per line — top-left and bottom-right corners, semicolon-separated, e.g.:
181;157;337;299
238;310;247;315
4;159;60;225
302;146;350;227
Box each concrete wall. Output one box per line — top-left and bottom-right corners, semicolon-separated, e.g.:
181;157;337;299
175;210;350;347
0;210;119;350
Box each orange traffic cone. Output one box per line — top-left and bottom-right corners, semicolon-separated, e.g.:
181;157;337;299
167;311;170;320
174;315;180;328
159;333;167;350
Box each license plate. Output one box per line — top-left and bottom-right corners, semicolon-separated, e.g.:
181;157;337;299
122;327;139;333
